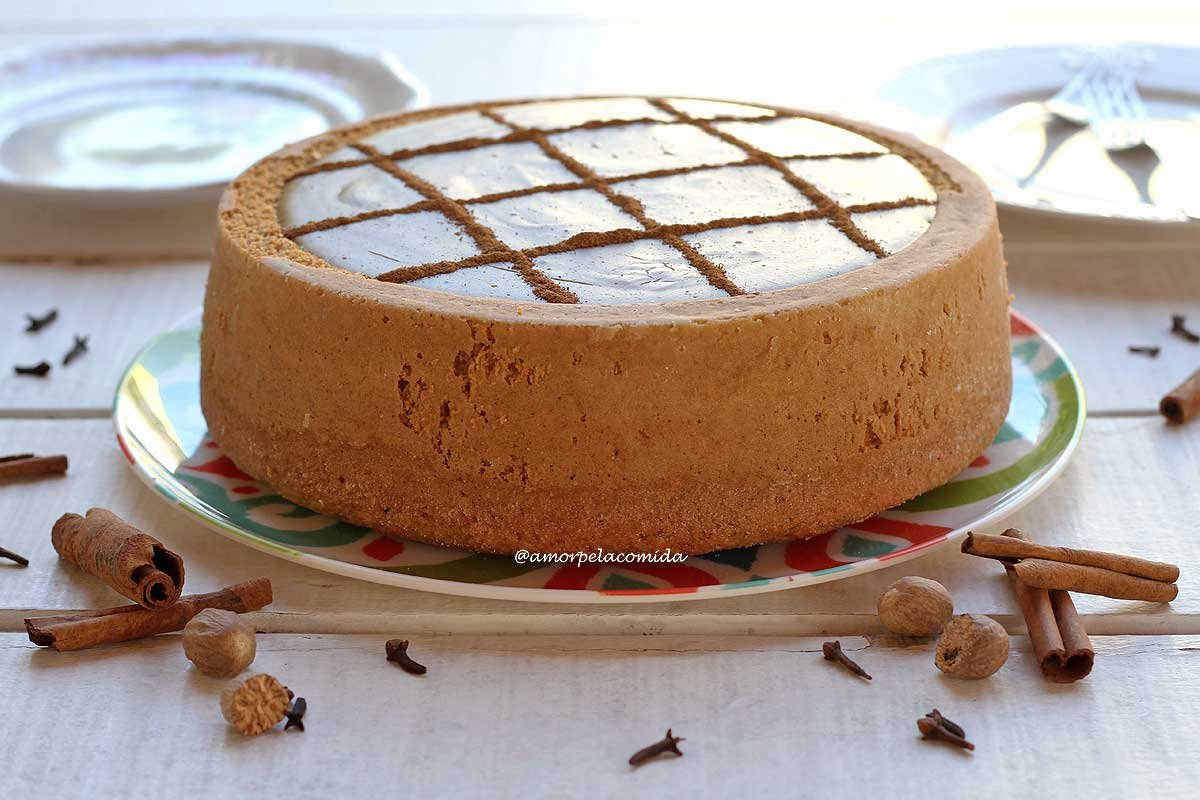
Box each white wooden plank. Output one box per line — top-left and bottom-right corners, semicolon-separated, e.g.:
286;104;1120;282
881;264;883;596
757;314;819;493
1002;211;1200;415
2;632;1198;798
0;261;208;412
1;416;1196;634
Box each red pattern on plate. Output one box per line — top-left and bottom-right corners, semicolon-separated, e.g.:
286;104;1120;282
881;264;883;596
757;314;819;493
186;454;256;481
1010;314;1036;337
544;560;721;590
783;516;953;572
848;517;952;540
362;535;406;561
116;433;134;464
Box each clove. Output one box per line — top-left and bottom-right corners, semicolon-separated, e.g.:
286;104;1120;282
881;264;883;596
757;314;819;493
14;362;51;378
1170;314;1200;344
822;640;872;680
62;335;89;366
1127;345;1160;357
917;710;974;751
284;696;307;731
923;709;965;739
628;729;685;767
385;639;427;675
24;309;57;333
0;546;29;567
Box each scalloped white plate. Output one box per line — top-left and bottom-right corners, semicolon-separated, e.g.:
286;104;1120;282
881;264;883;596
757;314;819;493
0;35;428;260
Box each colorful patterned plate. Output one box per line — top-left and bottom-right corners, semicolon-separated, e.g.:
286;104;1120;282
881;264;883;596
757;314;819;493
114;310;1084;603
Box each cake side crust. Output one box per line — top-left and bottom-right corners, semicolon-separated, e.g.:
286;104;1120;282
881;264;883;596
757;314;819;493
201;98;1011;554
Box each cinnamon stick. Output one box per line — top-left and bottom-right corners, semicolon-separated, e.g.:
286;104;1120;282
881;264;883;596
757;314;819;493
1013;559;1178;603
25;578;272;652
962;532;1179;583
51;508;184;609
1001;529;1093;682
1160;367;1200;424
0;454;68;480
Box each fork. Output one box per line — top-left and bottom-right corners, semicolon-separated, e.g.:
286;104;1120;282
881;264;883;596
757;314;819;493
1082;56;1150;152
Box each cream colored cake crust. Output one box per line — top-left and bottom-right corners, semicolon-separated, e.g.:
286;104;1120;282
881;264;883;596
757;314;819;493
201;96;1012;555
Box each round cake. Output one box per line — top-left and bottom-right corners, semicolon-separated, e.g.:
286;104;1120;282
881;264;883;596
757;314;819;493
202;96;1012;555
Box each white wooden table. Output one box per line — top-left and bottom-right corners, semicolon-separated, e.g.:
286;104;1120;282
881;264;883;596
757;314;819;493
4;5;1200;797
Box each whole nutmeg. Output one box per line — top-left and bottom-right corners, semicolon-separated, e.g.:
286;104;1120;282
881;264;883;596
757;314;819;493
877;576;954;636
183;608;256;678
935;613;1009;679
220;673;291;736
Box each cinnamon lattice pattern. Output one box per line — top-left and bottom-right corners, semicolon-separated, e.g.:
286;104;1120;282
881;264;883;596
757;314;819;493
282;98;950;304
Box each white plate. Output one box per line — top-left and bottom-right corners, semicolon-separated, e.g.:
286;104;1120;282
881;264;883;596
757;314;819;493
879;44;1200;225
0;34;427;259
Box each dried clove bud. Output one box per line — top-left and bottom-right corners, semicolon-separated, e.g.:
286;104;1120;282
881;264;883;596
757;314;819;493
14;362;51;378
1127;345;1160;357
628;729;685;767
385;639;427;675
822;640;872;680
62;334;89;366
1171;314;1200;343
917;710;975;751
0;546;30;566
284;697;307;731
923;709;965;739
24;309;57;333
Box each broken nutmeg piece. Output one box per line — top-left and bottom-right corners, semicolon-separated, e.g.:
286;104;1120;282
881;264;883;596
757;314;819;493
221;673;291;736
934;614;1009;679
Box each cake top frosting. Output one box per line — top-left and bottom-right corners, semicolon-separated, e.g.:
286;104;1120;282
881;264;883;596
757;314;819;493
279;97;946;305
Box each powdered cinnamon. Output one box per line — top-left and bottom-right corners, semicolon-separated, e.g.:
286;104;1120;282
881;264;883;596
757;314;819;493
51;508;184;609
